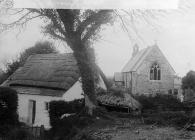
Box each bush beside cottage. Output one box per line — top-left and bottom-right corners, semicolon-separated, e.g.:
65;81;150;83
0;87;19;136
48;99;96;139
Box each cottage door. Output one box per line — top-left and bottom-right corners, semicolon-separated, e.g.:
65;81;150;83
28;100;36;125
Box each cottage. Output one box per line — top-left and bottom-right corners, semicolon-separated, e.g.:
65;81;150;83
114;44;183;100
2;53;107;128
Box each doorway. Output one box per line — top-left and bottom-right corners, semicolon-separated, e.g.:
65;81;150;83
28;100;36;125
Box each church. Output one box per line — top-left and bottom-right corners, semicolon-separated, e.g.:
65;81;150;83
114;43;183;100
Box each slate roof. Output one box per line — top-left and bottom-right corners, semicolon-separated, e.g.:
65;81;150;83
122;46;153;72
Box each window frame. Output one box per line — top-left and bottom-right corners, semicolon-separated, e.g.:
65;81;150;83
149;63;161;81
45;102;49;111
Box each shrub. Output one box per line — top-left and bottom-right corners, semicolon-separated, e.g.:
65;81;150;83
48;99;97;139
49;99;84;128
49;115;94;140
134;93;186;112
143;111;190;127
134;94;191;127
182;70;195;90
8;128;32;140
74;132;97;140
0;87;19;136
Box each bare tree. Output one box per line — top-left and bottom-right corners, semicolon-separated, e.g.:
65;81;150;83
0;8;115;115
0;5;169;115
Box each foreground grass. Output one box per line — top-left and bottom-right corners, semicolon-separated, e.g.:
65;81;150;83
112;125;195;140
75;114;195;140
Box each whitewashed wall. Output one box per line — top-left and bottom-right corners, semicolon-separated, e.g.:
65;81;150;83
62;81;84;101
18;76;107;128
18;94;62;128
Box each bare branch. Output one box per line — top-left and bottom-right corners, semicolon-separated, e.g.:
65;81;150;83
8;9;25;15
114;10;133;41
28;9;69;41
0;11;31;25
76;10;112;36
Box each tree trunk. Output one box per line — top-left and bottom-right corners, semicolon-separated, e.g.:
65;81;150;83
72;40;97;115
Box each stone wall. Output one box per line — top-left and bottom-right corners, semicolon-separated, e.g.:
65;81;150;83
132;47;175;95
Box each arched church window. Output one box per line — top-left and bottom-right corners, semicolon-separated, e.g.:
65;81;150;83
150;63;161;80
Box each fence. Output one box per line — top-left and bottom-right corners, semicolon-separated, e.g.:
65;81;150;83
0;125;45;140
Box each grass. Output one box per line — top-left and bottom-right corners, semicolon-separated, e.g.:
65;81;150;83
70;110;195;140
81;115;195;140
112;126;195;140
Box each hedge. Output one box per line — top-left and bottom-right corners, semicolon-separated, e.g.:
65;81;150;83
49;99;84;128
143;111;190;127
134;93;187;112
0;87;19;136
47;99;98;139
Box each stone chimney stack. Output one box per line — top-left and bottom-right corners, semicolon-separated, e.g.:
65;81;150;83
132;44;139;57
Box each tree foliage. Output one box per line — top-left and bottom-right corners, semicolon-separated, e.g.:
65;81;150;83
0;71;7;85
182;70;195;90
6;41;57;76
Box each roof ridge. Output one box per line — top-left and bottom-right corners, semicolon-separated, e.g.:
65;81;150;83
30;52;73;57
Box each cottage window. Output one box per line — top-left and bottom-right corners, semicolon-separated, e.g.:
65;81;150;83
45;102;49;111
150;63;161;80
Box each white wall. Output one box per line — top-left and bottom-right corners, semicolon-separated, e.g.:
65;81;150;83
62;80;84;101
18;76;107;128
18;94;61;128
62;76;107;101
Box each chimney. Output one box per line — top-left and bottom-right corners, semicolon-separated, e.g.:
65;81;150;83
132;44;139;57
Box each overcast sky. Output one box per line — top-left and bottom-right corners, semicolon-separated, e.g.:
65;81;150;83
0;0;195;77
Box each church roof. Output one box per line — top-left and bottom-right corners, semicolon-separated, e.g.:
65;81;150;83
122;46;153;72
122;44;175;73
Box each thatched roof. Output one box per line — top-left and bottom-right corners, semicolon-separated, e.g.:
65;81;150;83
97;93;141;110
2;53;108;97
11;86;65;97
3;53;80;92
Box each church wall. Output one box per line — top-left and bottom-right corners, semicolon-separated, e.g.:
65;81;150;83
132;47;175;95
